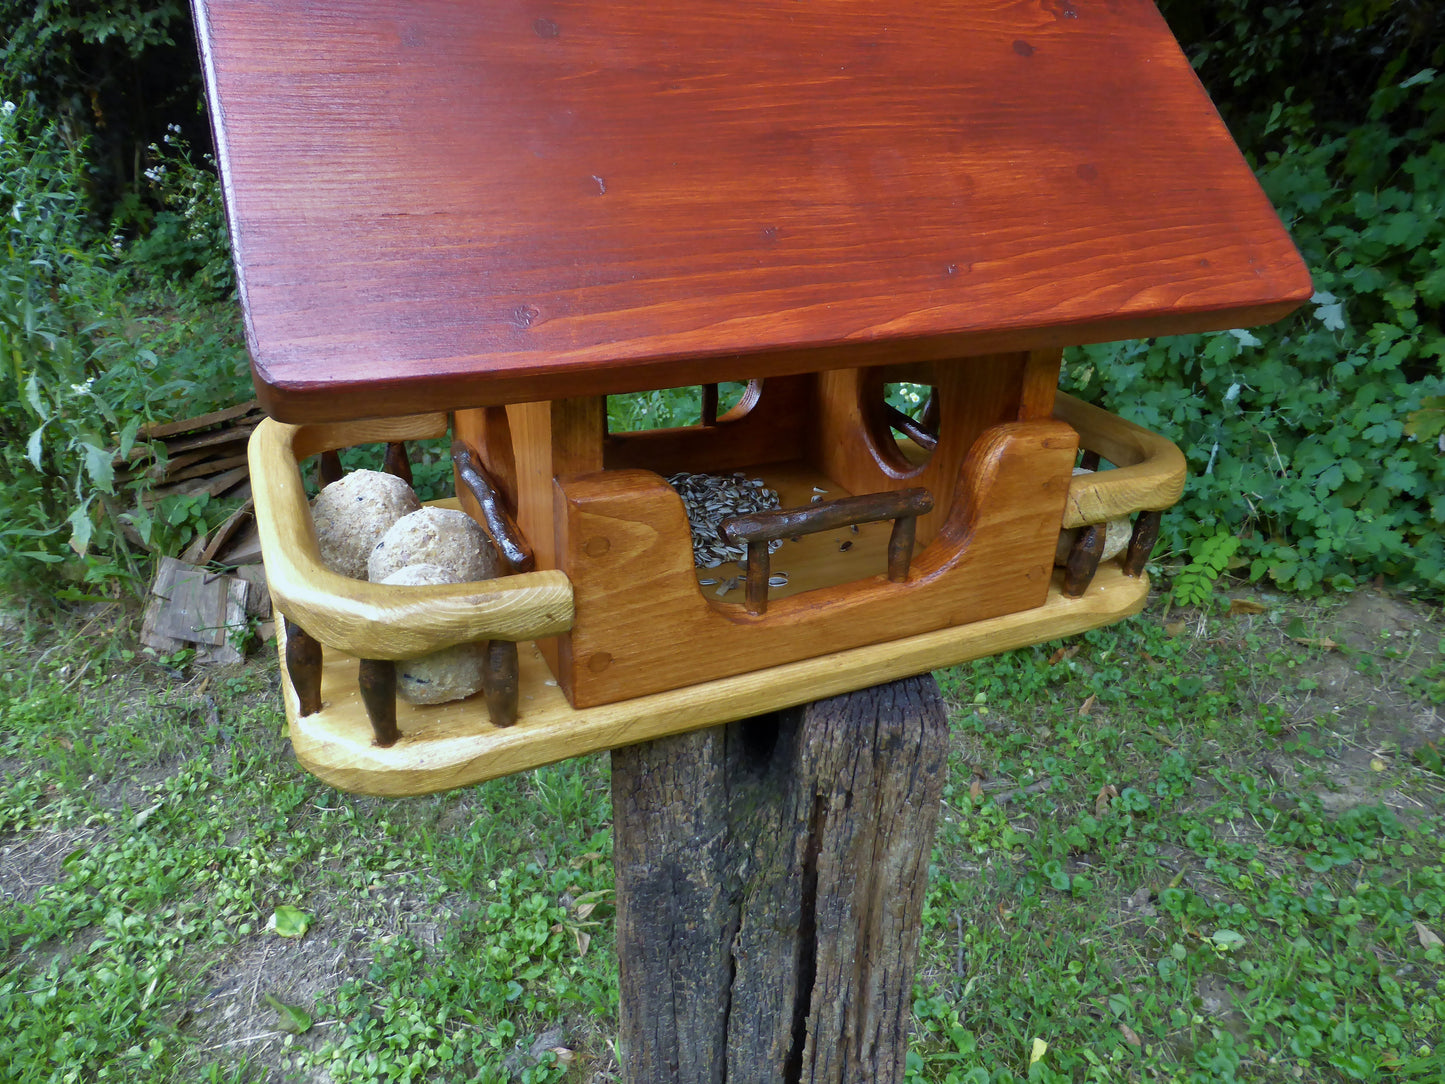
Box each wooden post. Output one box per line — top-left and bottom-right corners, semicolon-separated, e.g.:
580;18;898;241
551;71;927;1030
357;659;400;747
283;618;323;716
611;673;947;1084
1122;509;1163;577
483;640;520;727
318;450;343;487
1062;522;1107;598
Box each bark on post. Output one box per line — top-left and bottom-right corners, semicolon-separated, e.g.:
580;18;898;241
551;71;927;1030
611;674;948;1084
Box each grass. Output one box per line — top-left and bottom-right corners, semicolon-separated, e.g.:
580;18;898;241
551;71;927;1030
0;587;1442;1083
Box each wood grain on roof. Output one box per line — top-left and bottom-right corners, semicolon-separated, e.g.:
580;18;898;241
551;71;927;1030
196;0;1312;421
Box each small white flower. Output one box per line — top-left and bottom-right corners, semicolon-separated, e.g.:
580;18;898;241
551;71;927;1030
1;101;15;116
69;378;95;396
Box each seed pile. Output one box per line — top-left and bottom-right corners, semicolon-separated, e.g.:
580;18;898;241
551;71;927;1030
667;471;784;567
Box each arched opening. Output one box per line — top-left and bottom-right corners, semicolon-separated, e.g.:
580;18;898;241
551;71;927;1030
605;381;752;433
881;382;938;467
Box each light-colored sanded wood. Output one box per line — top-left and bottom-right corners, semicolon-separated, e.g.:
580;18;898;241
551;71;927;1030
286;413;449;458
1054;392;1187;528
506;398;604;675
282;565;1149;797
555;420;1077;706
507;399;605;574
249;418;574;659
602;376;811;474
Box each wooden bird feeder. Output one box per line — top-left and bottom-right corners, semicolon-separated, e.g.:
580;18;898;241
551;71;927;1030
197;0;1310;799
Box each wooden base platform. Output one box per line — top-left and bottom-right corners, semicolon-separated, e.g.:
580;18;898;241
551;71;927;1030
283;564;1150;797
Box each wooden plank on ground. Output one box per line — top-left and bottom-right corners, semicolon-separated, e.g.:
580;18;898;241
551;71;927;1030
234;563;271;617
146;557;230;646
216;519;263;566
161;452;251;486
195;577;249;665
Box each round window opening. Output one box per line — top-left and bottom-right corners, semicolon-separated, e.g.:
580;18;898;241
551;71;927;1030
881;382;937;467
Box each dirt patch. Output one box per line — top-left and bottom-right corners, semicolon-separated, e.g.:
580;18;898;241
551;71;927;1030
0;825;106;907
183;908;365;1080
1332;590;1435;660
1267;589;1441;752
88;755;190;815
181;884;469;1080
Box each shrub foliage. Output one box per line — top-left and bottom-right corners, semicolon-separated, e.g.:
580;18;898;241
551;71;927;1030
1067;1;1444;594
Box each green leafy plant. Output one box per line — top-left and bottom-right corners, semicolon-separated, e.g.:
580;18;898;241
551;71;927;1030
605;382;750;433
0;96;248;589
1170;532;1243;609
1064;61;1445;596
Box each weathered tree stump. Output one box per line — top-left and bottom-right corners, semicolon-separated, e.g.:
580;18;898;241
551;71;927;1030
611;673;948;1084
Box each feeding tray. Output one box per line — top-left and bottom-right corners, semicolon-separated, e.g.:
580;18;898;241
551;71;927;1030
197;0;1310;794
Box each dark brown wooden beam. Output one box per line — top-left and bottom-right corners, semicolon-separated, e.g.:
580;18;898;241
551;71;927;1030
1062;523;1107;598
383;441;412;485
357;659;399;746
612;674;947;1084
283;618;322;716
1123;509;1163;578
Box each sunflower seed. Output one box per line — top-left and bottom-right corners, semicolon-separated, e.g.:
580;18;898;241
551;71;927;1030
768;573;790;587
667;471;782;566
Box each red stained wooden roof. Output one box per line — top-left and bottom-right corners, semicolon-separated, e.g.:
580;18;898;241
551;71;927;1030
195;0;1311;421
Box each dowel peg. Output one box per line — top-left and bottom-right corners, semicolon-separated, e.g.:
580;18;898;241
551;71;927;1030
887;515;918;582
744;540;771;615
484;641;520;727
357;659;400;747
1122;510;1163;578
1062;523;1107;598
283;618;323;716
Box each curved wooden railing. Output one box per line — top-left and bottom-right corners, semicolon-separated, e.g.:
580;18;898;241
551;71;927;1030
1052;392;1186;597
250;416;574;659
1054;393;1186;529
250;415;575;742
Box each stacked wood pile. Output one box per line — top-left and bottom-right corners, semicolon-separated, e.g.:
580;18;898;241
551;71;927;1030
116;400;274;661
114;400;264;566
